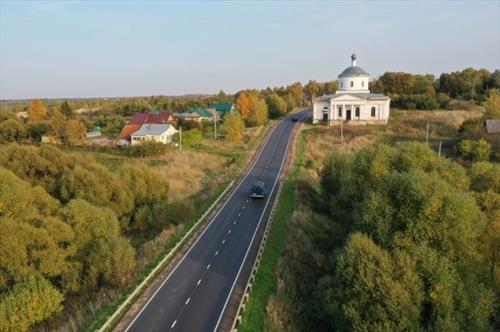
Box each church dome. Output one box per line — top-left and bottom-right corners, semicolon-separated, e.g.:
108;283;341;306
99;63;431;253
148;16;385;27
338;66;370;78
338;53;369;78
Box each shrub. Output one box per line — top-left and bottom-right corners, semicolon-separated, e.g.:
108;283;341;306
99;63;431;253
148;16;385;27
458;139;492;161
125;141;168;157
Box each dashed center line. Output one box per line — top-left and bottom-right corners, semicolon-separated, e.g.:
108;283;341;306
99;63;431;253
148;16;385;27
206;264;211;270
215;250;219;256
238;213;241;217
171;320;177;328
222;239;226;244
185;298;190;305
228;229;232;234
197;279;202;286
233;221;237;224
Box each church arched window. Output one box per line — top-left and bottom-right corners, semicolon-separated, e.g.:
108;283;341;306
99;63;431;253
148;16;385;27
355;107;360;117
350;81;354;87
371;107;376;117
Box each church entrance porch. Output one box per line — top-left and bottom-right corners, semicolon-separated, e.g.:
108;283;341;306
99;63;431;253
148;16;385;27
346;109;352;120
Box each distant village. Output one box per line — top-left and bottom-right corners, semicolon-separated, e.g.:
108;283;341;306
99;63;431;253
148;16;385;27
28;102;236;147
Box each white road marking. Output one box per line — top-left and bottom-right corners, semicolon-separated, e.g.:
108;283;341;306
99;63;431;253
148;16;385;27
206;264;211;270
215;250;219;256
197;279;202;286
238;213;241;217
124;122;282;332
242;206;246;210
233;221;237;224
185;298;190;305
246;200;249;203
171;320;177;328
222;239;226;244
228;229;232;234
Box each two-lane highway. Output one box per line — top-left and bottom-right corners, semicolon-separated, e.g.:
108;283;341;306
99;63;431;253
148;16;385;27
125;109;310;332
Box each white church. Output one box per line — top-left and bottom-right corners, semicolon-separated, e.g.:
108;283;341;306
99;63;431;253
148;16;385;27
313;54;390;125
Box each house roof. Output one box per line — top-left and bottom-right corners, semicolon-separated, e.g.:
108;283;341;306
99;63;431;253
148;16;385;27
486;119;500;133
193;107;213;118
117;124;142;140
174;111;200;118
208;103;234;113
131;123;178;137
128;112;173;125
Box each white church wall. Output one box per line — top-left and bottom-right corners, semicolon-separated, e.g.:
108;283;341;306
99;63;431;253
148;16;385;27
338;76;369;93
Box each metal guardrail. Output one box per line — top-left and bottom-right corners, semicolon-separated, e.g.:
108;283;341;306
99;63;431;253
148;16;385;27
98;180;235;332
230;181;284;332
99;120;282;332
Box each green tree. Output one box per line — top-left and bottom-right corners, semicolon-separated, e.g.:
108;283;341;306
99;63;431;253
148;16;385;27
325;233;423;332
266;93;288;118
60;100;74;118
458;139;492;161
0;277;64;332
0;118;26;142
483;88;500;119
60;199;136;288
287;82;304;106
224;112;245;142
247;98;268;127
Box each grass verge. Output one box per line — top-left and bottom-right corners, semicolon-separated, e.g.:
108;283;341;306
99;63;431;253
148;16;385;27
237;128;306;332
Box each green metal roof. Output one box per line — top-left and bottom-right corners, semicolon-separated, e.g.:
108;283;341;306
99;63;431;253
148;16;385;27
193;107;213;118
208;103;235;113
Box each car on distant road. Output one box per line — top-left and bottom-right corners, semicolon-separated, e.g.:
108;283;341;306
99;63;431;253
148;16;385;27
251;181;266;198
291;116;298;122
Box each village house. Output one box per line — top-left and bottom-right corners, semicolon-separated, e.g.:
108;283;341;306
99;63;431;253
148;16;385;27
313;54;391;125
116;111;174;145
207;103;235;119
174;107;214;122
130;123;178;145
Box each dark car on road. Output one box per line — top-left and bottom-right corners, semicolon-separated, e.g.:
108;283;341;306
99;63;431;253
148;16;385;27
251;181;266;198
291;116;298;122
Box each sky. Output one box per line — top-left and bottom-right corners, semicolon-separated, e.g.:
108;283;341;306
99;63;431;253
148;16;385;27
0;0;499;99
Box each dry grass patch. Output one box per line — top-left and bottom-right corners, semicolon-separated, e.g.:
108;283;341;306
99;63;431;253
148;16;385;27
152;150;229;199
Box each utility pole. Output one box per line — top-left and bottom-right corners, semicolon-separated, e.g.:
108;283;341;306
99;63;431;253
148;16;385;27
214;112;218;139
179;125;182;152
425;122;429;144
438;141;442;157
340;119;344;144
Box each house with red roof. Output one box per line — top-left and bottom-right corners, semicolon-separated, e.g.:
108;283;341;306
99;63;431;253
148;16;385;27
116;111;175;145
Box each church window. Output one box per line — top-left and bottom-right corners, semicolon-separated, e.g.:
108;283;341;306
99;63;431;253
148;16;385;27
338;107;342;117
371;107;376;117
355;107;360;117
350;81;354;87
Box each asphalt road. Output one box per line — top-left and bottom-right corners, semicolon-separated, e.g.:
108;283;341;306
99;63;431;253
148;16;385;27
125;110;310;332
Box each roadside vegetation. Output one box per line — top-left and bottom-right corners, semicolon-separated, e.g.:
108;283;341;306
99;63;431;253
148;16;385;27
240;92;499;331
0;65;498;330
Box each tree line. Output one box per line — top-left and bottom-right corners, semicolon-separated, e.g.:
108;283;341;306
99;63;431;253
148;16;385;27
0;144;194;330
269;142;499;331
370;68;500;109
